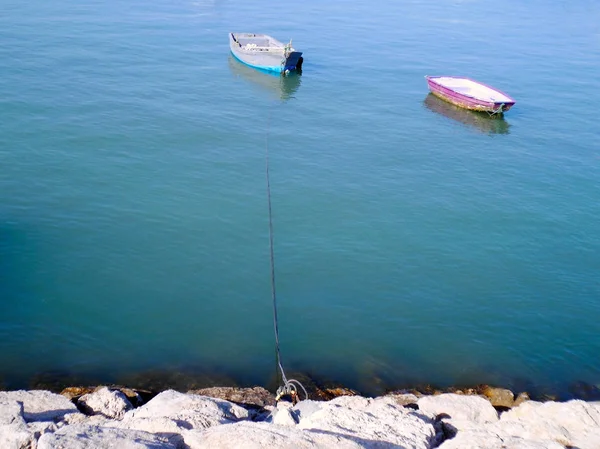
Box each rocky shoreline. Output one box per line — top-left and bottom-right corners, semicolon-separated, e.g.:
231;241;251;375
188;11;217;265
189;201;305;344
1;382;600;448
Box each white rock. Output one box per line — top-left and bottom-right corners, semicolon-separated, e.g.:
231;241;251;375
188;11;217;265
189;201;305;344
27;421;58;439
437;428;564;449
291;400;323;422
418;393;498;423
109;416;186;433
499;399;600;449
0;390;79;422
116;390;249;434
297;396;436;449
78;387;133;419
0;423;35;449
265;401;298;427
439;399;600;449
182;421;366;449
0;400;24;426
60;412;109;427
107;417;187;448
0;418;56;449
37;425;178;449
576;432;600;449
184;396;436;449
272;407;297;427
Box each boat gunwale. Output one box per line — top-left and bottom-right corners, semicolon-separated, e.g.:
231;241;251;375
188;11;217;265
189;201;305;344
230;32;291;52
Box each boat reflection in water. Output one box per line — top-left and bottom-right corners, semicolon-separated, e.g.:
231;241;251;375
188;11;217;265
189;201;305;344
228;55;302;102
423;93;510;135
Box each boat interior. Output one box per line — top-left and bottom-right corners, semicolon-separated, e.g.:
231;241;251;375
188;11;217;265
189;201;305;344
232;33;284;50
432;77;513;103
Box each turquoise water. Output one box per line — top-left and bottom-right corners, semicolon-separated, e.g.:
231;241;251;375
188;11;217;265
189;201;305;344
1;0;599;395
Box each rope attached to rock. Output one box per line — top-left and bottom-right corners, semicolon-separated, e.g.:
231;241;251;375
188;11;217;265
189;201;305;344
265;105;308;404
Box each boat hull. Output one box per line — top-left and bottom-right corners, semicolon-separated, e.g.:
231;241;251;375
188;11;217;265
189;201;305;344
228;55;302;101
426;76;515;114
229;33;303;73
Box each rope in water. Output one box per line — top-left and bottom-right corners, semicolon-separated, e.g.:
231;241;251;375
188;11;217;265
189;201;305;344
265;106;308;403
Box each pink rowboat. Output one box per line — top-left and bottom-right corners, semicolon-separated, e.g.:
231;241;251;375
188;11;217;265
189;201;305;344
425;76;515;114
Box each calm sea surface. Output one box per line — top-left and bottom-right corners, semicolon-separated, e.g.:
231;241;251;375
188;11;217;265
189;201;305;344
1;0;599;395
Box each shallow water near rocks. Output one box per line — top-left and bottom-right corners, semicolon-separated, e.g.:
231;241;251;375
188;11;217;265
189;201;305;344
1;0;599;396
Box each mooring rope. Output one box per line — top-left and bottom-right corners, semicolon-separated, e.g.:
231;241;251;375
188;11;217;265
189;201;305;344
487;103;505;117
265;104;308;403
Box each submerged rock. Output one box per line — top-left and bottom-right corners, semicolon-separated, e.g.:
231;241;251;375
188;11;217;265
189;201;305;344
480;386;515;408
314;387;359;401
513;391;530;407
60;387;95;401
569;381;600;401
117;369;237;394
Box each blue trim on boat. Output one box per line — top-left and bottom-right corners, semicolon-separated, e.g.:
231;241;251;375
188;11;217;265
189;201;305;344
230;50;286;73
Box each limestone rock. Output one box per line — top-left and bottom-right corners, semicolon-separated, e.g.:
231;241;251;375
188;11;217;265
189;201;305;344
61;412;109;427
481;386;514;408
418;393;498;423
0;423;35;449
27;421;58;439
297;395;437;449
0;390;79;422
186;395;436;448
115;390;249;434
272;408;297;427
182;421;365;449
499;399;600;448
108;415;187;434
37;425;178;449
0;419;55;448
272;402;298;427
188;386;275;408
62;386;147;406
0;400;24;426
78;386;133;419
290;400;323;421
437;428;564;449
